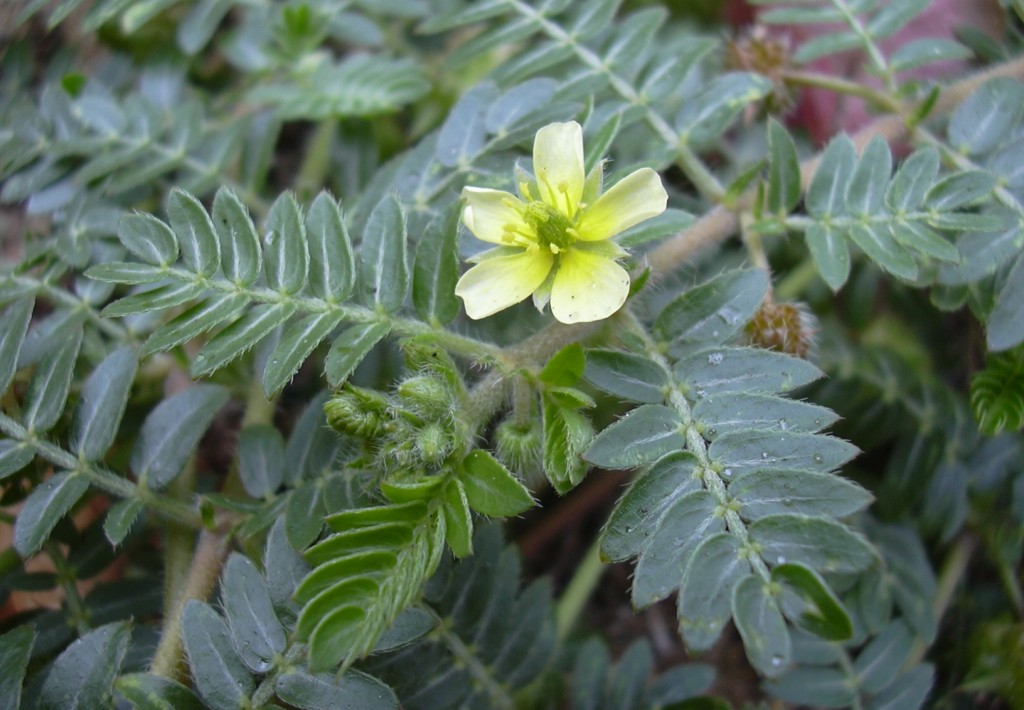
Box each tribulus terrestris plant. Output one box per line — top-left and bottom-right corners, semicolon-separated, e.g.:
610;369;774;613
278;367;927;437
2;0;1024;708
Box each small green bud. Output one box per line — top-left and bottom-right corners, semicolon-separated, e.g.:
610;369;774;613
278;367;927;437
397;375;452;416
325;385;392;437
495;417;542;482
416;423;455;465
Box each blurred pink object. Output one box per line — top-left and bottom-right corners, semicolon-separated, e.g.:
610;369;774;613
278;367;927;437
728;0;1005;144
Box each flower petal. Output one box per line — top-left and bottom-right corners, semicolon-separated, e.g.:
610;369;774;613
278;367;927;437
550;249;630;324
533;122;585;218
455;249;554;319
577;167;667;241
462;187;531;245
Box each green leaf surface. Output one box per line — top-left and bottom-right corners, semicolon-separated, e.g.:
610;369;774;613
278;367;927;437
0;299;34;393
181;600;255;710
676;73;773;147
460;449;534;517
275;670;398;710
543;398;592;494
191;302;297;377
540;343;586;387
970;348;1024;434
0;439;34;481
772;562;852;641
584;349;667;403
413;203;460;326
130;385;229;489
806;224;851;291
264;192;309;295
729;468;873;520
308;605;367;671
677;533;748;651
265;516;310;617
222;553;287;673
372;606;436;653
168;188;220;277
117;213;178;266
39;622;130;710
749;514;875;573
23;327;81;433
632;490;722;608
675;347;823;397
847;224;918;280
767;118;801;215
847;137;892;216
306;192;356;303
864;664;933;710
584;404;684;469
263;311;344;396
72;346;138;461
601;453;703;563
115;673;205;710
925;170;996;211
213;187;262;287
83;262;167;284
102;282;204;318
731;575;791;677
104;498;144;545
286;481;326;550
237;424;285;498
360;194;409;313
948;77;1024;156
886;148;939;213
442;479;474;557
807;135;857;218
616;208;696;248
694;393;837;440
892;38;970;71
143;293;249;357
889;222;959;262
0;625;35;709
654;269;768;344
14;471;90;556
987;253;1024;351
854;620;915;694
766;667;856;709
325;322;390;387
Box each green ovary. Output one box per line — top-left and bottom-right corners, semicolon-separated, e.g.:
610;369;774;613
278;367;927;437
523;201;577;251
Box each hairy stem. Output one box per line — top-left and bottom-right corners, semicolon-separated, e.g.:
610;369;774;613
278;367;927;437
149;530;230;680
0;413;203;528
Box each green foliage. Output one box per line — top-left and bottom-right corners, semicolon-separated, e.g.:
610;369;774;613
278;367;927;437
971;346;1024;435
3;0;1024;708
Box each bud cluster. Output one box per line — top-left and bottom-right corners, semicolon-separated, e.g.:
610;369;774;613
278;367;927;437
324;341;470;478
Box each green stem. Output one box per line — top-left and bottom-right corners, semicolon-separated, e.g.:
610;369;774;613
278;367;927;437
782;70;902;113
250;644;306;707
906;533;978;667
775;259;821;302
555;537;605;641
829;0;894;91
435;617;515;710
162;456;198;656
46;543;91;636
621;308;771;581
149;530;230;680
0;413;203;528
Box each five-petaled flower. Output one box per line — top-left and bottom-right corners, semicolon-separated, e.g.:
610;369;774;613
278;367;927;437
454;121;668;324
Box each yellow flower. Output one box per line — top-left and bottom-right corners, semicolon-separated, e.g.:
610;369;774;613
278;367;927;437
454;121;668;324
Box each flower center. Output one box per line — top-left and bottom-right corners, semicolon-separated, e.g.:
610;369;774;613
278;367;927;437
523;201;577;252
